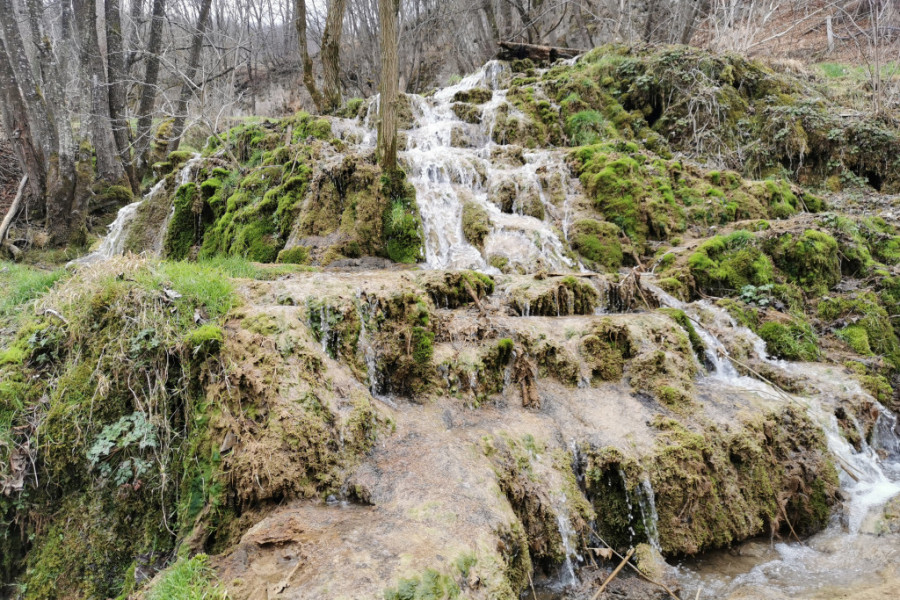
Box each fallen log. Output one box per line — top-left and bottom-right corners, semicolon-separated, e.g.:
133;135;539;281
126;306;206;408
497;41;585;63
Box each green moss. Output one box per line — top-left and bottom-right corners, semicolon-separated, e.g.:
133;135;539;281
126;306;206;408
384;568;461;600
758;319;819;361
461;201;491;249
766;229;841;294
164;183;200;260
183;324;225;356
98;184;133;206
452;87;493;104
276;246;310;265
570;219;623;269
688;231;773;295
382;171;424;264
660;308;705;358
838;325;873;355
422;270;494;308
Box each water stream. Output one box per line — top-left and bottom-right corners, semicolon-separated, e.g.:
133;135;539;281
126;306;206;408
647;282;900;599
74;154;202;264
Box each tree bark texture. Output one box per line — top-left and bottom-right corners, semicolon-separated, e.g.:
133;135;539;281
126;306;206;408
322;0;349;113
105;0;138;191
134;0;166;175
377;0;400;172
73;0;126;184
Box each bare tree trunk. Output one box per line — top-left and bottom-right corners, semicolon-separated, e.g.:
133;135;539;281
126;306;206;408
134;0;166;176
106;0;138;192
294;0;324;112
377;0;400;171
322;0;349;112
0;0;57;161
0;34;44;202
73;0;126;184
0;0;77;244
166;0;213;153
126;0;144;70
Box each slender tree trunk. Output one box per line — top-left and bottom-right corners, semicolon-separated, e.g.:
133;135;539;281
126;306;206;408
377;0;400;171
72;0;126;184
0;0;57;160
166;0;213;153
134;0;166;176
0;34;44;202
105;0;138;192
322;0;348;112
126;0;144;70
295;0;324;112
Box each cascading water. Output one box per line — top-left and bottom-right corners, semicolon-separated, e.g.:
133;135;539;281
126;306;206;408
645;278;900;598
74;153;202;264
334;61;582;274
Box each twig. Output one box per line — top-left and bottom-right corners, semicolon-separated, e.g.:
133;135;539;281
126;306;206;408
591;547;634;600
779;500;802;543
0;174;28;242
588;527;680;599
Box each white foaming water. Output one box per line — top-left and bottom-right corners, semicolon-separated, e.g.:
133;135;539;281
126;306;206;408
335;61;581;273
75;153;202;264
645;281;900;598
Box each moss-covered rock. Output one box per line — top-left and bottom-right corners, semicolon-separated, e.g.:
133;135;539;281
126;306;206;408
766;229;841;294
461;201;491;249
688;231;774;296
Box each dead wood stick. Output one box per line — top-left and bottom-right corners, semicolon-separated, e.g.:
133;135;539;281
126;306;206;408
0;174;28;242
588;527;679;600
464;281;485;313
779;501;803;543
591;547;634;600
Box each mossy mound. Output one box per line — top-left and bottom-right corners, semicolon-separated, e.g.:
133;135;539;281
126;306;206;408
765;229;841;295
688;231;774;296
570;218;623;270
510;275;599;316
571;142;819;252
461;201;492;249
154;113;425;266
0;259;385;597
511;44;900;191
584;405;838;555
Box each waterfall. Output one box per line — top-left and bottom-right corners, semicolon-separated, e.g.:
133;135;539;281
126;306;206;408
335;61;582;274
75;153;202;264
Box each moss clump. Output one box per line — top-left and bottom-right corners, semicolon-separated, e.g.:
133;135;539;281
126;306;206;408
183;324;225;356
452;87;493;104
422;270;494;309
766;229;841;294
645;409;838;555
98;184;133;206
580;319;634;382
758;319;819;361
818;292;900;364
384;568;461;600
276;245;310;264
164;183;203;260
566;110;613;146
511;276;598;316
461;201;491;249
688;231;773;296
570;219;623;270
382;170;424;264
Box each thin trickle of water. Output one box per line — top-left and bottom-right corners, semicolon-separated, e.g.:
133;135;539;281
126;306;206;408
552;493;582;588
75;153;202;264
636;476;661;552
355;291;385;401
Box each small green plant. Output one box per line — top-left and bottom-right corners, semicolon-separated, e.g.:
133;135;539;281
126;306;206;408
87;412;158;485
